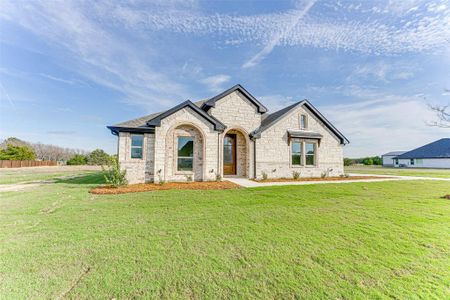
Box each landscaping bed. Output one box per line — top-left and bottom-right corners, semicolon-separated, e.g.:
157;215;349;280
90;180;240;194
252;175;391;183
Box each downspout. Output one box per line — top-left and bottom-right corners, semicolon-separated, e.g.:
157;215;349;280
217;132;220;177
253;138;257;179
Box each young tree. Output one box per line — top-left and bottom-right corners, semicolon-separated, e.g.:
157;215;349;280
0;144;36;160
87;149;111;166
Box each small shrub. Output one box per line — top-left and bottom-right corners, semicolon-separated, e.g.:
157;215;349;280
215;173;222;181
157;174;165;185
185;174;193;182
292;171;300;180
261;171;268;180
321;172;327;179
103;157;127;187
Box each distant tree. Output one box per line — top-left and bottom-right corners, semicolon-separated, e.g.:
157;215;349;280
372;156;382;165
428;103;450;128
0;137;29;149
343;158;353;166
0;144;36;160
87;149;111;166
66;154;88;165
362;157;374;165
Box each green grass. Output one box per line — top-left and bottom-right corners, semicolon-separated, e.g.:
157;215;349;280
1;173;449;298
346;165;450;178
0;169;99;184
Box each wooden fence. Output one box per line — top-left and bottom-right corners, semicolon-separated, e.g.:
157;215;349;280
0;160;58;168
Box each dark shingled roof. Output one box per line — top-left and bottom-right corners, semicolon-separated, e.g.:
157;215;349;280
115;100;206;128
397;138;450;159
107;84;349;145
251;100;349;145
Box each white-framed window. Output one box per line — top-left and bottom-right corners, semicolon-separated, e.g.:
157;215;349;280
300;114;308;130
305;142;316;166
410;159;414;165
291;139;302;166
130;134;143;159
177;136;194;171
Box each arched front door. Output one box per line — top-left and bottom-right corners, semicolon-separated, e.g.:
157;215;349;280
223;133;236;175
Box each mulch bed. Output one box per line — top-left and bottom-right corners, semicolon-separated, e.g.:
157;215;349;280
90;180;241;195
252;175;391;183
441;194;450;199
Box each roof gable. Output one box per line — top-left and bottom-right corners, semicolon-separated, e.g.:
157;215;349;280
251;100;349;145
397;138;450;159
202;84;268;114
146;100;226;131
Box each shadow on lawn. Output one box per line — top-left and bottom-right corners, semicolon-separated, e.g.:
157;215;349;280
55;172;106;185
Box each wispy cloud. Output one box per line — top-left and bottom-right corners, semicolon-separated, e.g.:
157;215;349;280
94;1;450;56
40;73;80;85
321;93;448;157
242;0;317;68
200;74;231;93
0;1;189;111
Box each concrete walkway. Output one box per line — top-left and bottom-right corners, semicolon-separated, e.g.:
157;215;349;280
226;174;450;188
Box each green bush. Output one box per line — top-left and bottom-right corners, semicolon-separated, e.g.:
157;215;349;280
103;157;127;187
0;144;36;160
292;171;300;180
67;154;88;165
87;149;111;166
343;158;353;166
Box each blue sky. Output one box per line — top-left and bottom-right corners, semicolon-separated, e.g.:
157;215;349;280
0;0;449;157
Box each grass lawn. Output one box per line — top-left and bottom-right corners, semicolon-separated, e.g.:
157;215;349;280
0;166;101;184
1;173;449;298
345;165;450;178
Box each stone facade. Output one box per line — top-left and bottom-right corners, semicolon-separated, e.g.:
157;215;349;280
118;132;155;184
115;88;346;183
256;105;343;179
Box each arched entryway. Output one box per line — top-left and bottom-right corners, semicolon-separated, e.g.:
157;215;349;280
223;128;248;177
165;124;204;181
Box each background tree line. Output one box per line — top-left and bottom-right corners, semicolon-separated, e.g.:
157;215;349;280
344;156;382;166
0;137;112;165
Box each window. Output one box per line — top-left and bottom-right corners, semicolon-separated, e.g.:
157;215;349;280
177;136;194;171
305;142;316;166
130;134;143;159
291;139;302;166
300;114;307;129
410;159;414;165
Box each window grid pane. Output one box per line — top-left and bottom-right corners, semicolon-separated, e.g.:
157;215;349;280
291;140;302;165
305;142;315;166
131;135;143;159
177;137;194;171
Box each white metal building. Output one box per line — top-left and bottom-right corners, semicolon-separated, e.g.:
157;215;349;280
381;151;406;167
387;138;450;169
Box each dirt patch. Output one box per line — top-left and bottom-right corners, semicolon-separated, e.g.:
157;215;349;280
252;175;392;183
441;194;450;199
90;180;241;194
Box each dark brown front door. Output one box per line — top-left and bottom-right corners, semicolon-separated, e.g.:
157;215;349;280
223;134;236;175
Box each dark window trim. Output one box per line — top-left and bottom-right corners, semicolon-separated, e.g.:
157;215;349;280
130;134;144;159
